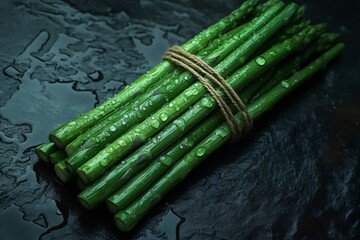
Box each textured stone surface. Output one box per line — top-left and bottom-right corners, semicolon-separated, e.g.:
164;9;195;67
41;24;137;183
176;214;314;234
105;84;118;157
0;0;359;239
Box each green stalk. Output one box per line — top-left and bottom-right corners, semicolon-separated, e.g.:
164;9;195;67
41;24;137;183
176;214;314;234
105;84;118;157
79;108;225;210
65;20;256;156
49;0;259;149
254;0;281;16
54;160;73;183
77;22;322;209
254;32;339;99
241;32;339;103
105;85;264;213
35;142;57;163
49;150;68;165
76;4;299;184
64;2;284;176
114;43;345;231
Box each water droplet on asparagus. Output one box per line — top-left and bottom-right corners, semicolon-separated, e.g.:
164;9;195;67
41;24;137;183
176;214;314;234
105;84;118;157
109;125;117;132
100;158;109;167
174;119;186;131
160;113;168;121
159;155;173;166
281;81;290;88
195;147;206;157
119;139;127;147
200;98;213;108
215;129;228;138
255;56;266;66
151;119;160;129
68;121;77;126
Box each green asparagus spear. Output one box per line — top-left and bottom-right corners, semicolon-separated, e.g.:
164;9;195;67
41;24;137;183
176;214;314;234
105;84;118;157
114;43;345;231
77;22;324;209
49;150;68;165
105;83;266;213
242;32;339;103
54;160;73;183
35;142;57;163
49;0;259;149
254;32;340;99
64;2;284;175
76;4;299;184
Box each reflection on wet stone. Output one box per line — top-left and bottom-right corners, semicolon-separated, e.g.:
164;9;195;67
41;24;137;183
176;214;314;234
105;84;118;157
0;0;359;239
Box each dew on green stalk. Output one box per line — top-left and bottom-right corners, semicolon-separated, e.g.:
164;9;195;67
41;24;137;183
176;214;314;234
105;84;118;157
151;119;160;129
100;158;109;167
109;125;117;132
215;129;228;138
200;98;213;108
68;121;77;126
169;103;174;108
269;51;277;56
119;139;127;147
255;56;266;66
135;128;141;133
165;85;172;92
281;81;290;88
179;144;185;149
195;147;206;157
160;113;168;121
121;120;127;125
159;155;173;167
124;114;129;119
109;147;114;152
174;119;186;131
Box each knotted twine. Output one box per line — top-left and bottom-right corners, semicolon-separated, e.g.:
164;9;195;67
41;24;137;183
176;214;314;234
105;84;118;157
163;45;253;139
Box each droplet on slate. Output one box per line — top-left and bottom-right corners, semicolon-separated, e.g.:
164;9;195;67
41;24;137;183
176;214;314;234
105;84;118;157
88;70;104;81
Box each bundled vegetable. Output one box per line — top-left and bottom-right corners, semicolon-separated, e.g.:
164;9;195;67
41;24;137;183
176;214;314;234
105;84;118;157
35;0;344;232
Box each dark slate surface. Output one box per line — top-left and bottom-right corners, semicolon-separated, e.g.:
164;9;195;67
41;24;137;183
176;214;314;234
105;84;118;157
0;0;359;239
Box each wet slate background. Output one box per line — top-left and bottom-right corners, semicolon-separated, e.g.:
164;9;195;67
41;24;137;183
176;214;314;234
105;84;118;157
0;0;359;239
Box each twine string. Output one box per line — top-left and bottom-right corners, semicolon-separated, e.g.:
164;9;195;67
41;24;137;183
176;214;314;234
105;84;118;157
163;45;253;138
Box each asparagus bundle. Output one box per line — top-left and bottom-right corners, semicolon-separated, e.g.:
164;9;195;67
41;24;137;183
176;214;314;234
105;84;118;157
35;0;344;232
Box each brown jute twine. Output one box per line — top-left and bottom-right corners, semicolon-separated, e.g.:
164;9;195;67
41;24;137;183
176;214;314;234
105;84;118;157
163;45;253;139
